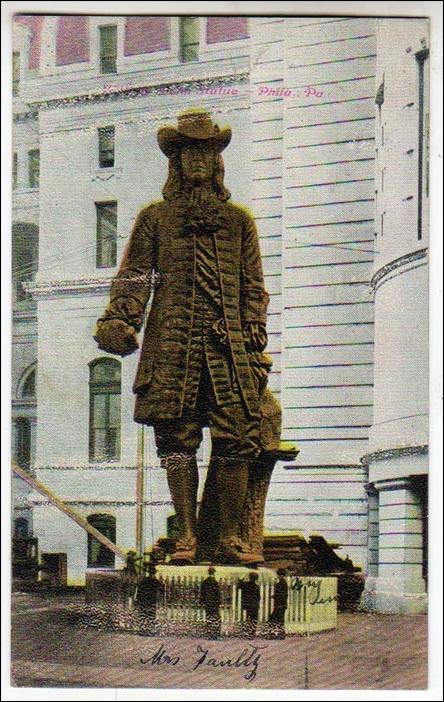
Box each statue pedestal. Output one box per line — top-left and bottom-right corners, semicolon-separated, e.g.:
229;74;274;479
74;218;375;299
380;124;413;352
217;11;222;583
84;565;337;635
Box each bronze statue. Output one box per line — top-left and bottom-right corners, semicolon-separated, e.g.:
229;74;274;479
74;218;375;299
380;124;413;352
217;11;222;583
94;110;289;566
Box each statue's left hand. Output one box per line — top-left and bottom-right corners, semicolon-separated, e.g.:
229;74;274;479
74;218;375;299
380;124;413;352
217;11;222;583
94;319;139;357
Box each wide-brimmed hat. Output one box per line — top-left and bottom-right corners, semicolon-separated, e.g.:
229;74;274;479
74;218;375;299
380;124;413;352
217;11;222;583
157;110;232;157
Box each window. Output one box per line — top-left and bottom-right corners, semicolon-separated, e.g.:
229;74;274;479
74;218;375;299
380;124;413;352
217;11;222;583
22;368;36;398
179;17;199;62
96;202;117;268
28;149;40;189
87;514;116;567
89;358;121;461
99;25;117;74
15;418;31;469
13;152;17;189
12;223;39;303
14;518;29;538
13;52;20;96
98;126;115;168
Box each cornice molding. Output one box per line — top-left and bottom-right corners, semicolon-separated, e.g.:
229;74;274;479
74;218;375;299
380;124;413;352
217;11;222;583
18;73;249;115
361;444;428;465
371;248;428;290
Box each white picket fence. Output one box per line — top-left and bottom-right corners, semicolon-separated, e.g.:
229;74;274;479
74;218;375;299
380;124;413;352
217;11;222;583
149;566;337;634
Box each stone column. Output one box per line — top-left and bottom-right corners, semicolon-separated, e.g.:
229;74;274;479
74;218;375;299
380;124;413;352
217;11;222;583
362;476;427;613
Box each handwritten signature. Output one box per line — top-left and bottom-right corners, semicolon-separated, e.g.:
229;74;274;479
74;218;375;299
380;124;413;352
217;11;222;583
140;643;267;682
290;577;338;605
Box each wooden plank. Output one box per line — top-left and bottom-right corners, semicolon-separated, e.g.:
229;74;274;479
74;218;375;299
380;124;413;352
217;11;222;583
252;159;283;179
286;159;374;186
253;176;283;197
285;280;372;307
272;437;370;466
288;56;376;89
286;18;376;47
286;138;375;167
285;200;374;227
253;117;284;141
284;363;373;386
287;76;376;107
286;97;375;128
284;321;373;346
264;513;367;533
287;34;376;65
284;241;375;266
286;117;375;148
284;219;375;243
252;197;283;219
286;179;374;206
283;262;372;287
265;498;367;517
282;384;373;407
285;340;373;366
284;405;373;427
252;138;283;160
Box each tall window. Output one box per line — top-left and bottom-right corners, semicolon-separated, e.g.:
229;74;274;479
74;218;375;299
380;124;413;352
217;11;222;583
14;518;29;538
96;202;117;268
179;17;199;62
15;418;31;469
22;368;36;398
13;152;17;189
89;358;121;461
28;149;40;189
12;223;39;303
99;25;117;74
12;52;20;96
98;126;115;168
87;514;116;567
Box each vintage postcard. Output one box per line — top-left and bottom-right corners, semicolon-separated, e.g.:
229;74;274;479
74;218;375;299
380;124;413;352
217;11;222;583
5;3;441;696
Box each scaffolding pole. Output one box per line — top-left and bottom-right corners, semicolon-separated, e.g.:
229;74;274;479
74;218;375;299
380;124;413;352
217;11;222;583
135;425;145;557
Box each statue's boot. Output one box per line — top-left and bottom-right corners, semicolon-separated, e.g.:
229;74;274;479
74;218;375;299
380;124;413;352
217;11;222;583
163;453;199;563
214;457;263;565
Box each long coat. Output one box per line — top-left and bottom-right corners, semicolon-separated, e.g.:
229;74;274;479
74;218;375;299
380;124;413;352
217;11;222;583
97;195;270;423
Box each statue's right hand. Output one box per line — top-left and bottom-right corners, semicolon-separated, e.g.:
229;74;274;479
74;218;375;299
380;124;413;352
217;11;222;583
94;319;139;357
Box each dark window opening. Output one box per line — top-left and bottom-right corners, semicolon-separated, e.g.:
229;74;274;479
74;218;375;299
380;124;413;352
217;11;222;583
99;25;117;74
98;126;115;168
28;149;40;189
12;223;39;304
13;152;18;189
87;514;116;567
15;418;31;469
13;52;20;96
96;201;117;268
180;17;199;62
22;368;36;398
14;518;29;538
89;358;121;461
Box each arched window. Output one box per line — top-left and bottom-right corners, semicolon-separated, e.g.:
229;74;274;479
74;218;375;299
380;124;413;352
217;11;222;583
87;514;116;568
21;367;36;398
89;358;121;461
14;517;29;538
15;418;31;468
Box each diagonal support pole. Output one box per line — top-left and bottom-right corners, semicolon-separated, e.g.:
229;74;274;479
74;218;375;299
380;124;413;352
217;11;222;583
12;462;127;561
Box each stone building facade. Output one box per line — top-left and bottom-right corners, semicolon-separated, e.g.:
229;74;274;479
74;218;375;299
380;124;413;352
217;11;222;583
11;15;428;612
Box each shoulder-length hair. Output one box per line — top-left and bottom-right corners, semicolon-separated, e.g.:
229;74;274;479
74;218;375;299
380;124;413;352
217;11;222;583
162;149;231;202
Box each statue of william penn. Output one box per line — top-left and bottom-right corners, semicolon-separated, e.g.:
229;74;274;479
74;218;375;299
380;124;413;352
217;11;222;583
95;110;287;566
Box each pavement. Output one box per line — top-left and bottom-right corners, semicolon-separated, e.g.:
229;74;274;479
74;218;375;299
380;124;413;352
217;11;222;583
10;591;427;690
